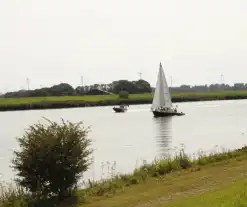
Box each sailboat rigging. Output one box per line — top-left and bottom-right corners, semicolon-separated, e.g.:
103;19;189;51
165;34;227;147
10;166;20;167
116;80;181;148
151;63;185;117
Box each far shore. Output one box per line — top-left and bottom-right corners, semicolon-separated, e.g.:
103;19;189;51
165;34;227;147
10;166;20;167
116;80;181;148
0;90;247;112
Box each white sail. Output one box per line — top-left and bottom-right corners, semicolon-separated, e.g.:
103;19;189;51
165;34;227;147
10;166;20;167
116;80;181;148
151;63;172;109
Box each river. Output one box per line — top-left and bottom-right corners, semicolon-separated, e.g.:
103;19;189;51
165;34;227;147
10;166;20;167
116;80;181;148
0;99;247;182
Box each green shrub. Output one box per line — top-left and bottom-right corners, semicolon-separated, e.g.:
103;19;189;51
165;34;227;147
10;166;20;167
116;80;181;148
155;158;179;175
176;149;192;169
12;118;93;201
118;91;129;99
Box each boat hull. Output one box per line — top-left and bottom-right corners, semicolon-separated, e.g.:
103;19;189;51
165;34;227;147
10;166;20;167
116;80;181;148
152;110;185;117
113;107;127;113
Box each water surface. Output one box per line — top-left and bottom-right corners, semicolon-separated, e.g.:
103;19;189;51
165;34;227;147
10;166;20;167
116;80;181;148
0;100;246;181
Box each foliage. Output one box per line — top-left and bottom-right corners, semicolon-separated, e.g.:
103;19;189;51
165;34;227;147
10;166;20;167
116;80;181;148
154;150;192;176
4;83;75;98
3;77;247;99
79;145;247;201
118;91;129;99
111;79;152;94
0;182;29;207
3;145;247;206
12;118;93;200
3;79;152;98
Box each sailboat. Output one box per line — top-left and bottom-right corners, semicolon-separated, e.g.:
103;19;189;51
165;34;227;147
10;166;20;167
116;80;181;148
151;62;185;117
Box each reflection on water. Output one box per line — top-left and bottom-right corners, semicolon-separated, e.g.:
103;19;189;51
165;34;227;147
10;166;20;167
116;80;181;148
153;117;172;158
1;100;247;182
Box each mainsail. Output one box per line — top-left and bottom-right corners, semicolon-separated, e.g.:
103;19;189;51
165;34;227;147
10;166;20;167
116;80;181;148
151;63;172;109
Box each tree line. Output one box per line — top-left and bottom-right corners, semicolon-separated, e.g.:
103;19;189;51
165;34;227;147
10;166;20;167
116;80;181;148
3;79;152;98
2;80;247;98
170;83;247;93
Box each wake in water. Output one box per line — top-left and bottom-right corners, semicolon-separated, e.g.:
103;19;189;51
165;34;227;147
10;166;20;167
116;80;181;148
127;108;150;113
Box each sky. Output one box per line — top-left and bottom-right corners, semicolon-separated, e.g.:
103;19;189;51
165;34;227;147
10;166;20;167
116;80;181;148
1;0;247;92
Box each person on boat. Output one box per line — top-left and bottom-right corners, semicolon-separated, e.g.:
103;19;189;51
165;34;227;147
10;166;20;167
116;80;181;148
174;105;178;112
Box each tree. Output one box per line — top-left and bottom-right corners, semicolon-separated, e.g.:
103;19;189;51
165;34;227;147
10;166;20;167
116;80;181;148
48;83;75;96
134;79;152;93
75;86;84;95
12;119;92;200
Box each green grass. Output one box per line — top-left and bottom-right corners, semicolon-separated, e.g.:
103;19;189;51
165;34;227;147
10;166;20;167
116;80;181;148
2;146;247;206
78;147;247;206
1;90;247;106
1;93;149;105
81;153;247;207
164;177;247;207
0;95;119;106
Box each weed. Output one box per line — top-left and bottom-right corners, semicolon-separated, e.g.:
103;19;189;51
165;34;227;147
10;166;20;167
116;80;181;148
2;145;247;206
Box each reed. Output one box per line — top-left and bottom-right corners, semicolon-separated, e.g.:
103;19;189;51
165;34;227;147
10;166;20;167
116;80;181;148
1;145;247;206
78;145;247;204
0;182;29;207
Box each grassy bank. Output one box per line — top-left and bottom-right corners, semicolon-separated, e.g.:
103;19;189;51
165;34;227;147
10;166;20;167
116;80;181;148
1;90;247;112
163;177;247;207
2;146;247;206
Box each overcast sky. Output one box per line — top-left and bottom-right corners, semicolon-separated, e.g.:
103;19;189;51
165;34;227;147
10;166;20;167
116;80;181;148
1;0;247;92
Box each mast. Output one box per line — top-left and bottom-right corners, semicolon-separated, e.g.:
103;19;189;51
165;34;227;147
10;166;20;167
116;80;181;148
151;62;172;109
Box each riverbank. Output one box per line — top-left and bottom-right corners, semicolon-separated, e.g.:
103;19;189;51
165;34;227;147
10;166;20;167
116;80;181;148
2;146;247;206
80;146;247;207
0;90;247;112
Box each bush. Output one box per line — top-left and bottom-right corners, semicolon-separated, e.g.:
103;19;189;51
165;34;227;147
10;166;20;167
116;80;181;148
12;118;93;201
118;91;129;99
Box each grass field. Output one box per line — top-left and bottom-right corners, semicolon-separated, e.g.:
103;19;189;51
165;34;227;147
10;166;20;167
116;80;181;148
1;90;247;106
2;146;247;206
78;147;247;207
164;178;247;207
81;158;247;207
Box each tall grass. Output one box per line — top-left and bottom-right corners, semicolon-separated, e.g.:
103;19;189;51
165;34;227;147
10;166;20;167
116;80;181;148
78;145;247;203
1;145;247;206
0;182;29;207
